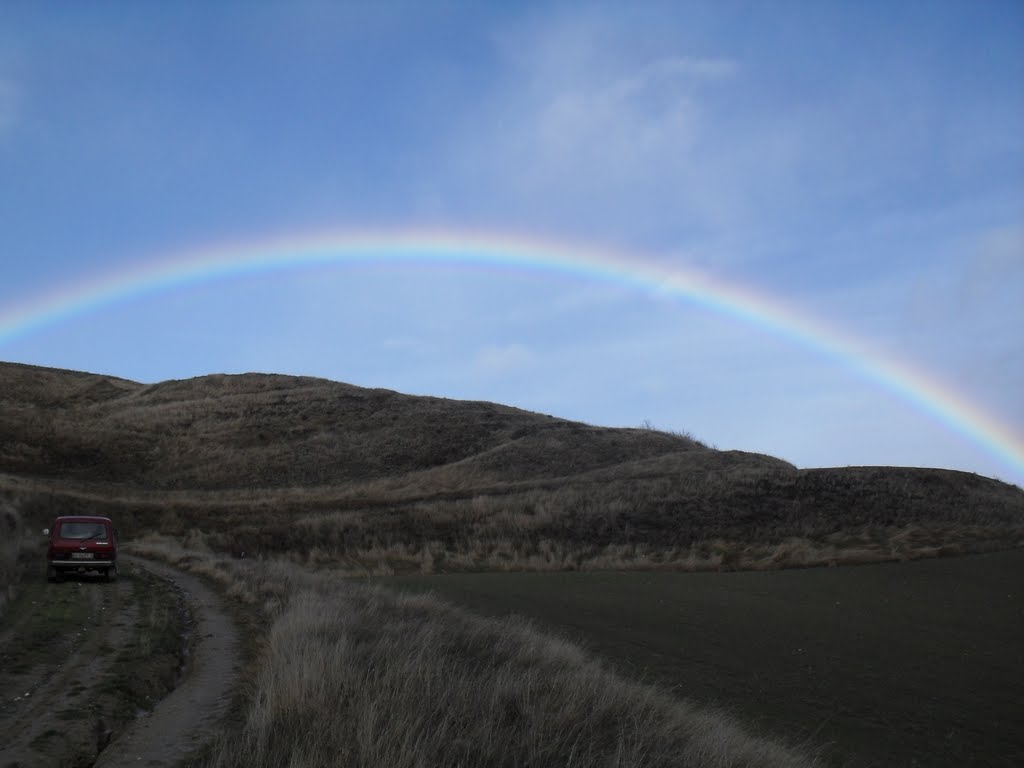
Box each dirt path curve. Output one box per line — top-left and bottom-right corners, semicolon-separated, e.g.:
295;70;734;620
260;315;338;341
94;555;240;768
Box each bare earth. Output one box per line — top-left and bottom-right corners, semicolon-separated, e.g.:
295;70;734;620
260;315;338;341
94;556;239;768
0;555;239;768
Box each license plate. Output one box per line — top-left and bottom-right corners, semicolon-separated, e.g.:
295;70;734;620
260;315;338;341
71;552;94;560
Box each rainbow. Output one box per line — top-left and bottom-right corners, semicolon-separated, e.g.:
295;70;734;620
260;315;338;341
2;228;1022;478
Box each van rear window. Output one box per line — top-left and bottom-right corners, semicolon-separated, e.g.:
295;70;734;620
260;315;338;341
59;522;108;540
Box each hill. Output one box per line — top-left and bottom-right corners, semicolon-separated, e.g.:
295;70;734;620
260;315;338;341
2;361;1022;572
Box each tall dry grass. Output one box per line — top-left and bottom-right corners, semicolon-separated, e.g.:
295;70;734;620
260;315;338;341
4;364;1023;578
0;500;21;612
130;535;818;768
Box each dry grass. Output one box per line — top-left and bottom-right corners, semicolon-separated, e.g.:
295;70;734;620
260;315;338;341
0;363;702;489
0;499;22;612
8;362;1019;766
3;362;1022;576
130;535;818;768
9;462;1021;578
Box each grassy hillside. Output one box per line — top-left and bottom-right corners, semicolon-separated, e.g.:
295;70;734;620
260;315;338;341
2;360;1023;573
0;362;704;488
5;361;1022;767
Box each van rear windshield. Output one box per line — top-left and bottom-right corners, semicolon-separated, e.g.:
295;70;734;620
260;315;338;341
59;522;108;540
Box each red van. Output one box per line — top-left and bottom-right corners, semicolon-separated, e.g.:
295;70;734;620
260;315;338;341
45;516;118;582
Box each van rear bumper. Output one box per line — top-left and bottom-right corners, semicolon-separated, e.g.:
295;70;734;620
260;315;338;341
50;559;116;567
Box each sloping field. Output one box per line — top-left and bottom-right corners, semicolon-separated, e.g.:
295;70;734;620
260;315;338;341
4;363;1023;574
383;549;1024;767
3;362;1023;766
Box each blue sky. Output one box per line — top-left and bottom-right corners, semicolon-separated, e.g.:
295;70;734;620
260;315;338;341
1;1;1022;485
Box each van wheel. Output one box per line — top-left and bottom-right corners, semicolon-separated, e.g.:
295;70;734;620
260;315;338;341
105;566;117;582
46;565;56;583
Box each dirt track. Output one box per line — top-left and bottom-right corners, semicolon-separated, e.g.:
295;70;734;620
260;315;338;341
94;556;240;767
0;555;239;768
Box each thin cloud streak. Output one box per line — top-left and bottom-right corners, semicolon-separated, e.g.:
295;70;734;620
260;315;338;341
0;77;18;135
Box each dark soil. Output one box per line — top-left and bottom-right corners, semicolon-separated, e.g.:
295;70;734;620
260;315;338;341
382;549;1024;768
0;556;239;768
0;564;189;768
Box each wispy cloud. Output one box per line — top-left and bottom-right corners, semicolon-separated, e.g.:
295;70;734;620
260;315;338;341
647;56;737;80
535;51;732;172
473;342;536;376
961;226;1024;310
382;336;430;355
0;77;19;136
952;226;1024;425
444;13;738;245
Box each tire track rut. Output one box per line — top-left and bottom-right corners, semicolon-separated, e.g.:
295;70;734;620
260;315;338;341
1;556;240;768
94;556;240;768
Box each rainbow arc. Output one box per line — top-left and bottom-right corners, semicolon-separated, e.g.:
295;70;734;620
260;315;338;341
1;229;1021;478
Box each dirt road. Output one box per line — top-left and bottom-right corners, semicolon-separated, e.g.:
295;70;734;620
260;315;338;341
0;555;239;768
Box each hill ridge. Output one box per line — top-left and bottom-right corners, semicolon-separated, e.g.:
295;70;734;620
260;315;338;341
2;361;1021;572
